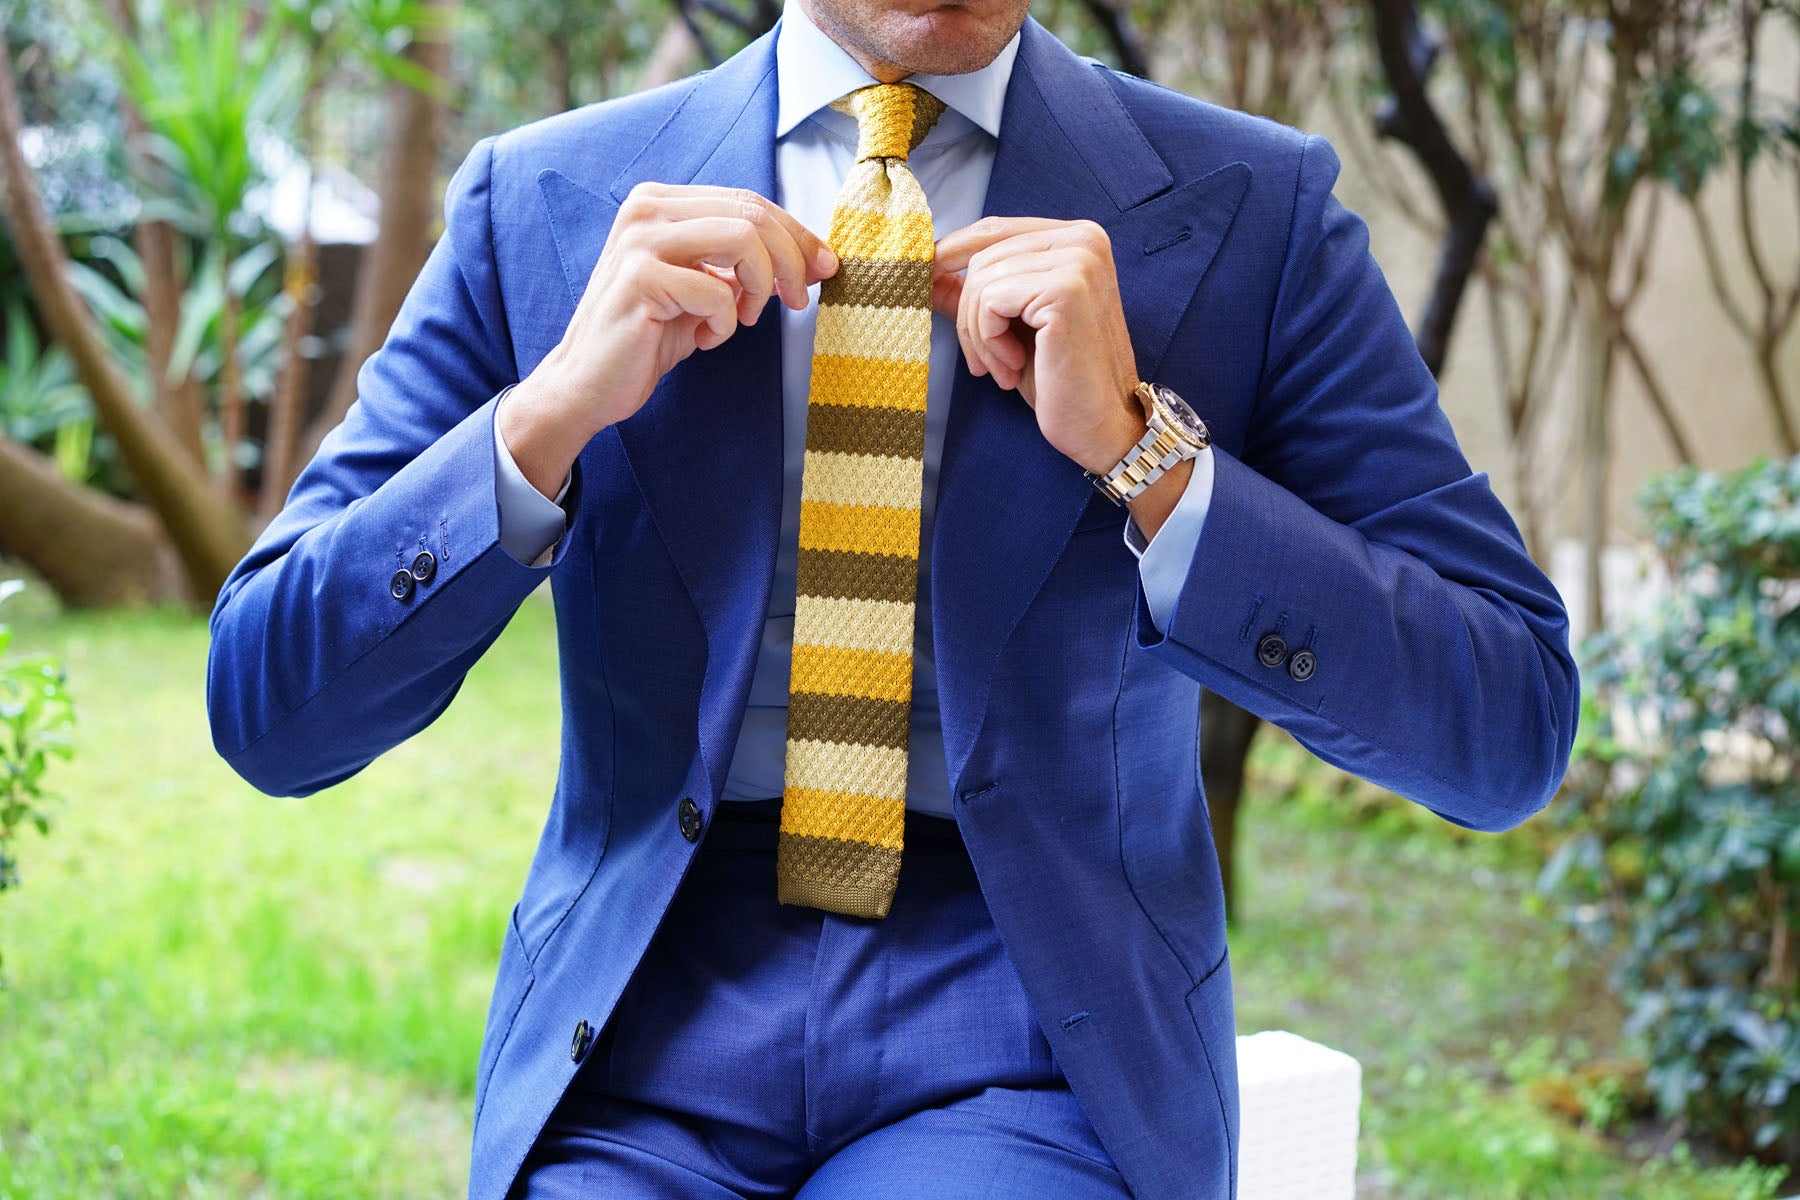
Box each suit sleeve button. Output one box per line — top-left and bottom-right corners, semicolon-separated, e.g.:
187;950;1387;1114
570;1019;594;1062
678;797;703;843
390;569;415;601
1256;633;1287;668
1288;648;1317;682
410;550;437;583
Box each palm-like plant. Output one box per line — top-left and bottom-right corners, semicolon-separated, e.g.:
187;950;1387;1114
0;301;90;481
114;0;294;499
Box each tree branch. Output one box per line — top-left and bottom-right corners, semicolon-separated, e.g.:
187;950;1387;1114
1367;0;1498;376
1077;0;1150;78
0;25;248;601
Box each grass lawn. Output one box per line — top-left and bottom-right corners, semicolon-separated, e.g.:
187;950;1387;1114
0;599;1790;1198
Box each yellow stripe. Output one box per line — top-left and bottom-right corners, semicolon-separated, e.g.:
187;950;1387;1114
813;304;932;363
790;642;914;703
792;594;916;655
798;500;920;559
779;786;906;850
807;358;930;412
828;206;936;263
784;738;909;802
799;450;924;511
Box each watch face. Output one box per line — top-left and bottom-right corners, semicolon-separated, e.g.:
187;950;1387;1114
1152;385;1209;448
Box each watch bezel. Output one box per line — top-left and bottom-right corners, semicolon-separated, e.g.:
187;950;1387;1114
1136;381;1210;451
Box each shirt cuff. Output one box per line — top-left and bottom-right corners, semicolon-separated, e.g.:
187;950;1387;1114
1124;447;1216;633
493;385;571;567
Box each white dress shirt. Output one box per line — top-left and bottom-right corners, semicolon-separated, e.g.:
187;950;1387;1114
491;0;1215;816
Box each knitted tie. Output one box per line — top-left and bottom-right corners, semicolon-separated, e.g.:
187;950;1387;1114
777;83;946;919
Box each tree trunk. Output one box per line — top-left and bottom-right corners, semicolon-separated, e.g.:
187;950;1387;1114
101;0;204;466
639;18;700;90
0;36;250;604
1579;296;1613;638
217;244;245;501
1200;692;1263;920
295;0;454;478
0;435;184;606
259;74;323;519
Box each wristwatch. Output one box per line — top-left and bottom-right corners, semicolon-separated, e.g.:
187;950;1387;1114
1087;381;1210;506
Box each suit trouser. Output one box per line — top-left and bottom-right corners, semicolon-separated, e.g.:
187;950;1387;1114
508;800;1130;1198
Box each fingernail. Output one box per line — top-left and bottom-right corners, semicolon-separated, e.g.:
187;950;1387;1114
816;245;838;273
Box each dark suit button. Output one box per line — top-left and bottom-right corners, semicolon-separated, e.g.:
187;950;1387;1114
1256;633;1287;668
1288;648;1317;682
389;569;415;601
678;797;702;843
410;550;437;583
570;1019;593;1062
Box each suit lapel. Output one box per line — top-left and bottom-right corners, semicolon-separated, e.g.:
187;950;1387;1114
932;20;1253;784
539;33;784;796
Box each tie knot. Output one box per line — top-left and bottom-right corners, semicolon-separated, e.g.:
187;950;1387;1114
832;83;946;163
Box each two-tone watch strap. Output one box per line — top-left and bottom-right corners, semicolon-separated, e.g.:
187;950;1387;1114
1090;422;1188;505
1089;383;1206;506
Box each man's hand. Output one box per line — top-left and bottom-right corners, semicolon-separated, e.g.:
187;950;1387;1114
933;216;1193;539
502;183;838;498
932;217;1145;475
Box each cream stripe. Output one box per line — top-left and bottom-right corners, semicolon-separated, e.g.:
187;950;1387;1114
833;166;932;217
813;304;932;362
792;594;916;656
785;738;909;802
799;449;924;511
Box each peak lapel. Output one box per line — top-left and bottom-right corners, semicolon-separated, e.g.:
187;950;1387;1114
538;33;784;797
932;22;1253;784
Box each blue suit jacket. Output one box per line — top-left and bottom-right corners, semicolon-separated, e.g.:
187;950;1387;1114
208;21;1578;1199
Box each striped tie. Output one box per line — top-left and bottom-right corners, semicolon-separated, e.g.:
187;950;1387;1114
777;83;946;919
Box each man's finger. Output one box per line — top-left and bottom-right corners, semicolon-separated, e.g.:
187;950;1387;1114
930;269;963;320
640;193;830;306
652;261;739;346
933;217;1072;274
642;217;778;320
656;185;839;280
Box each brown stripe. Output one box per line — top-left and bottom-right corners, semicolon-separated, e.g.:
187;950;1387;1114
797;547;917;604
819;258;934;311
805;403;926;459
909;89;945;156
775;831;902;918
788;691;911;750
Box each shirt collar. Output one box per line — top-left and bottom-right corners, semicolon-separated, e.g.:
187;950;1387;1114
774;0;1018;140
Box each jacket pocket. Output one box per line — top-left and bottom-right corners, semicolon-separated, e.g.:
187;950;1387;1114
1073;492;1130;533
473;905;535;1128
1185;952;1241;1200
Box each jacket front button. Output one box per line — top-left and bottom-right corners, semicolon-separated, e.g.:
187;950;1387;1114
570;1019;593;1062
1256;633;1287;668
678;797;702;843
389;569;415;601
410;550;437;583
1288;648;1317;682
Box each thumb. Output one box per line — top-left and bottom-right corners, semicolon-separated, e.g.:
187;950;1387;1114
930;268;962;319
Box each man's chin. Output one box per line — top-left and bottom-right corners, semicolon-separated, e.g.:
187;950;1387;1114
873;11;1021;76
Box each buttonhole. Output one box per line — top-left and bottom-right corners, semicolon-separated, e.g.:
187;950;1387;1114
958;782;1000;806
1237;597;1263;643
1144;228;1192;256
1061;1011;1091;1031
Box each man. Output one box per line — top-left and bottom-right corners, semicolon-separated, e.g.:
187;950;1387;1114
207;0;1579;1195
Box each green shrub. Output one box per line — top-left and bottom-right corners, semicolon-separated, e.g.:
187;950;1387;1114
0;579;76;978
1543;456;1800;1161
